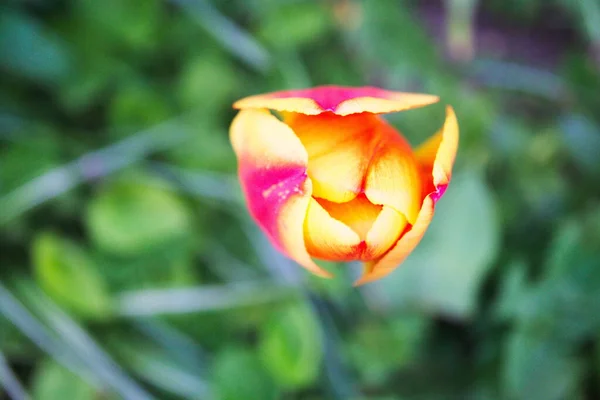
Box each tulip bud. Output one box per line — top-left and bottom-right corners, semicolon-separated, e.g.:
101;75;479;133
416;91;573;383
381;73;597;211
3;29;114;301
230;86;458;284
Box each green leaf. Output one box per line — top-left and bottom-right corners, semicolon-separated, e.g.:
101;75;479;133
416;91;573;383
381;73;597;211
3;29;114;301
177;54;239;111
32;359;101;400
543;218;584;278
259;303;323;389
493;260;529;322
165;121;236;172
560;114;600;177
373;170;500;318
108;83;171;133
349;0;439;77
346;315;429;385
86;181;192;257
517;232;600;344
213;346;278;400
504;216;600;399
503;332;582;400
563;53;600;120
98;249;198;292
597;336;600;383
73;0;161;51
0;11;71;84
0;128;60;193
257;3;332;49
32;233;112;319
0;315;32;357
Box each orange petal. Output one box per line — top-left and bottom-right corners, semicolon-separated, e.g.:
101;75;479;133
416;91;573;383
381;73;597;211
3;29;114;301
230;109;331;277
363;119;423;224
354;196;435;286
303;197;362;262
415;106;459;201
285;112;380;203
234;85;439;116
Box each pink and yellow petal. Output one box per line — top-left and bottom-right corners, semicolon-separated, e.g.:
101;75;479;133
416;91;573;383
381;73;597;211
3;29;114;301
230;109;331;277
234;85;440;116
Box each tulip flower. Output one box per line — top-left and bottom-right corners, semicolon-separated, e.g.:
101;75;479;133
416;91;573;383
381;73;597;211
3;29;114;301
230;86;458;285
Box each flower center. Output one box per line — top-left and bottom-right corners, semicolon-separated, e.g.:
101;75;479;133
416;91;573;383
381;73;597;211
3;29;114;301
315;195;382;241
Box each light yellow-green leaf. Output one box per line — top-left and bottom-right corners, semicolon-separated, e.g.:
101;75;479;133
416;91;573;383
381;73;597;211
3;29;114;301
86;181;192;257
259;304;323;388
33;233;112;319
32;360;98;400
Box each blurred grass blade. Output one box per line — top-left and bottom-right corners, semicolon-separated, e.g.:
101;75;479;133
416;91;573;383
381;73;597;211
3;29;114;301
0;118;189;225
310;297;360;400
171;0;271;72
147;161;240;203
0;350;29;400
128;319;213;397
111;338;212;399
242;221;360;399
470;59;566;99
132;319;210;372
202;242;262;281
17;284;155;400
117;281;295;316
243;221;304;285
0;283;93;382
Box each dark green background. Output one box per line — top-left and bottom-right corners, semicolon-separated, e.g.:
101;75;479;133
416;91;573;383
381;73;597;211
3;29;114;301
1;0;600;399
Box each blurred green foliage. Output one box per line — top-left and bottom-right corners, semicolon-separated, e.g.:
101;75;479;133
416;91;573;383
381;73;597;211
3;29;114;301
1;0;600;399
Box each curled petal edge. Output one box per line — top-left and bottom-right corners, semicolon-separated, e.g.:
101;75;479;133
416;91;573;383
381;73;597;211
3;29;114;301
233;85;439;116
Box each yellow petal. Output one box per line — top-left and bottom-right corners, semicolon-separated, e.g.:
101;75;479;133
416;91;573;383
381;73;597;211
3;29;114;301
335;94;440;116
276;179;333;277
415;106;459;191
365;206;408;260
355;196;435;285
303;197;362;262
230;109;331;278
235;96;323;115
230;108;308;167
363;119;423;224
